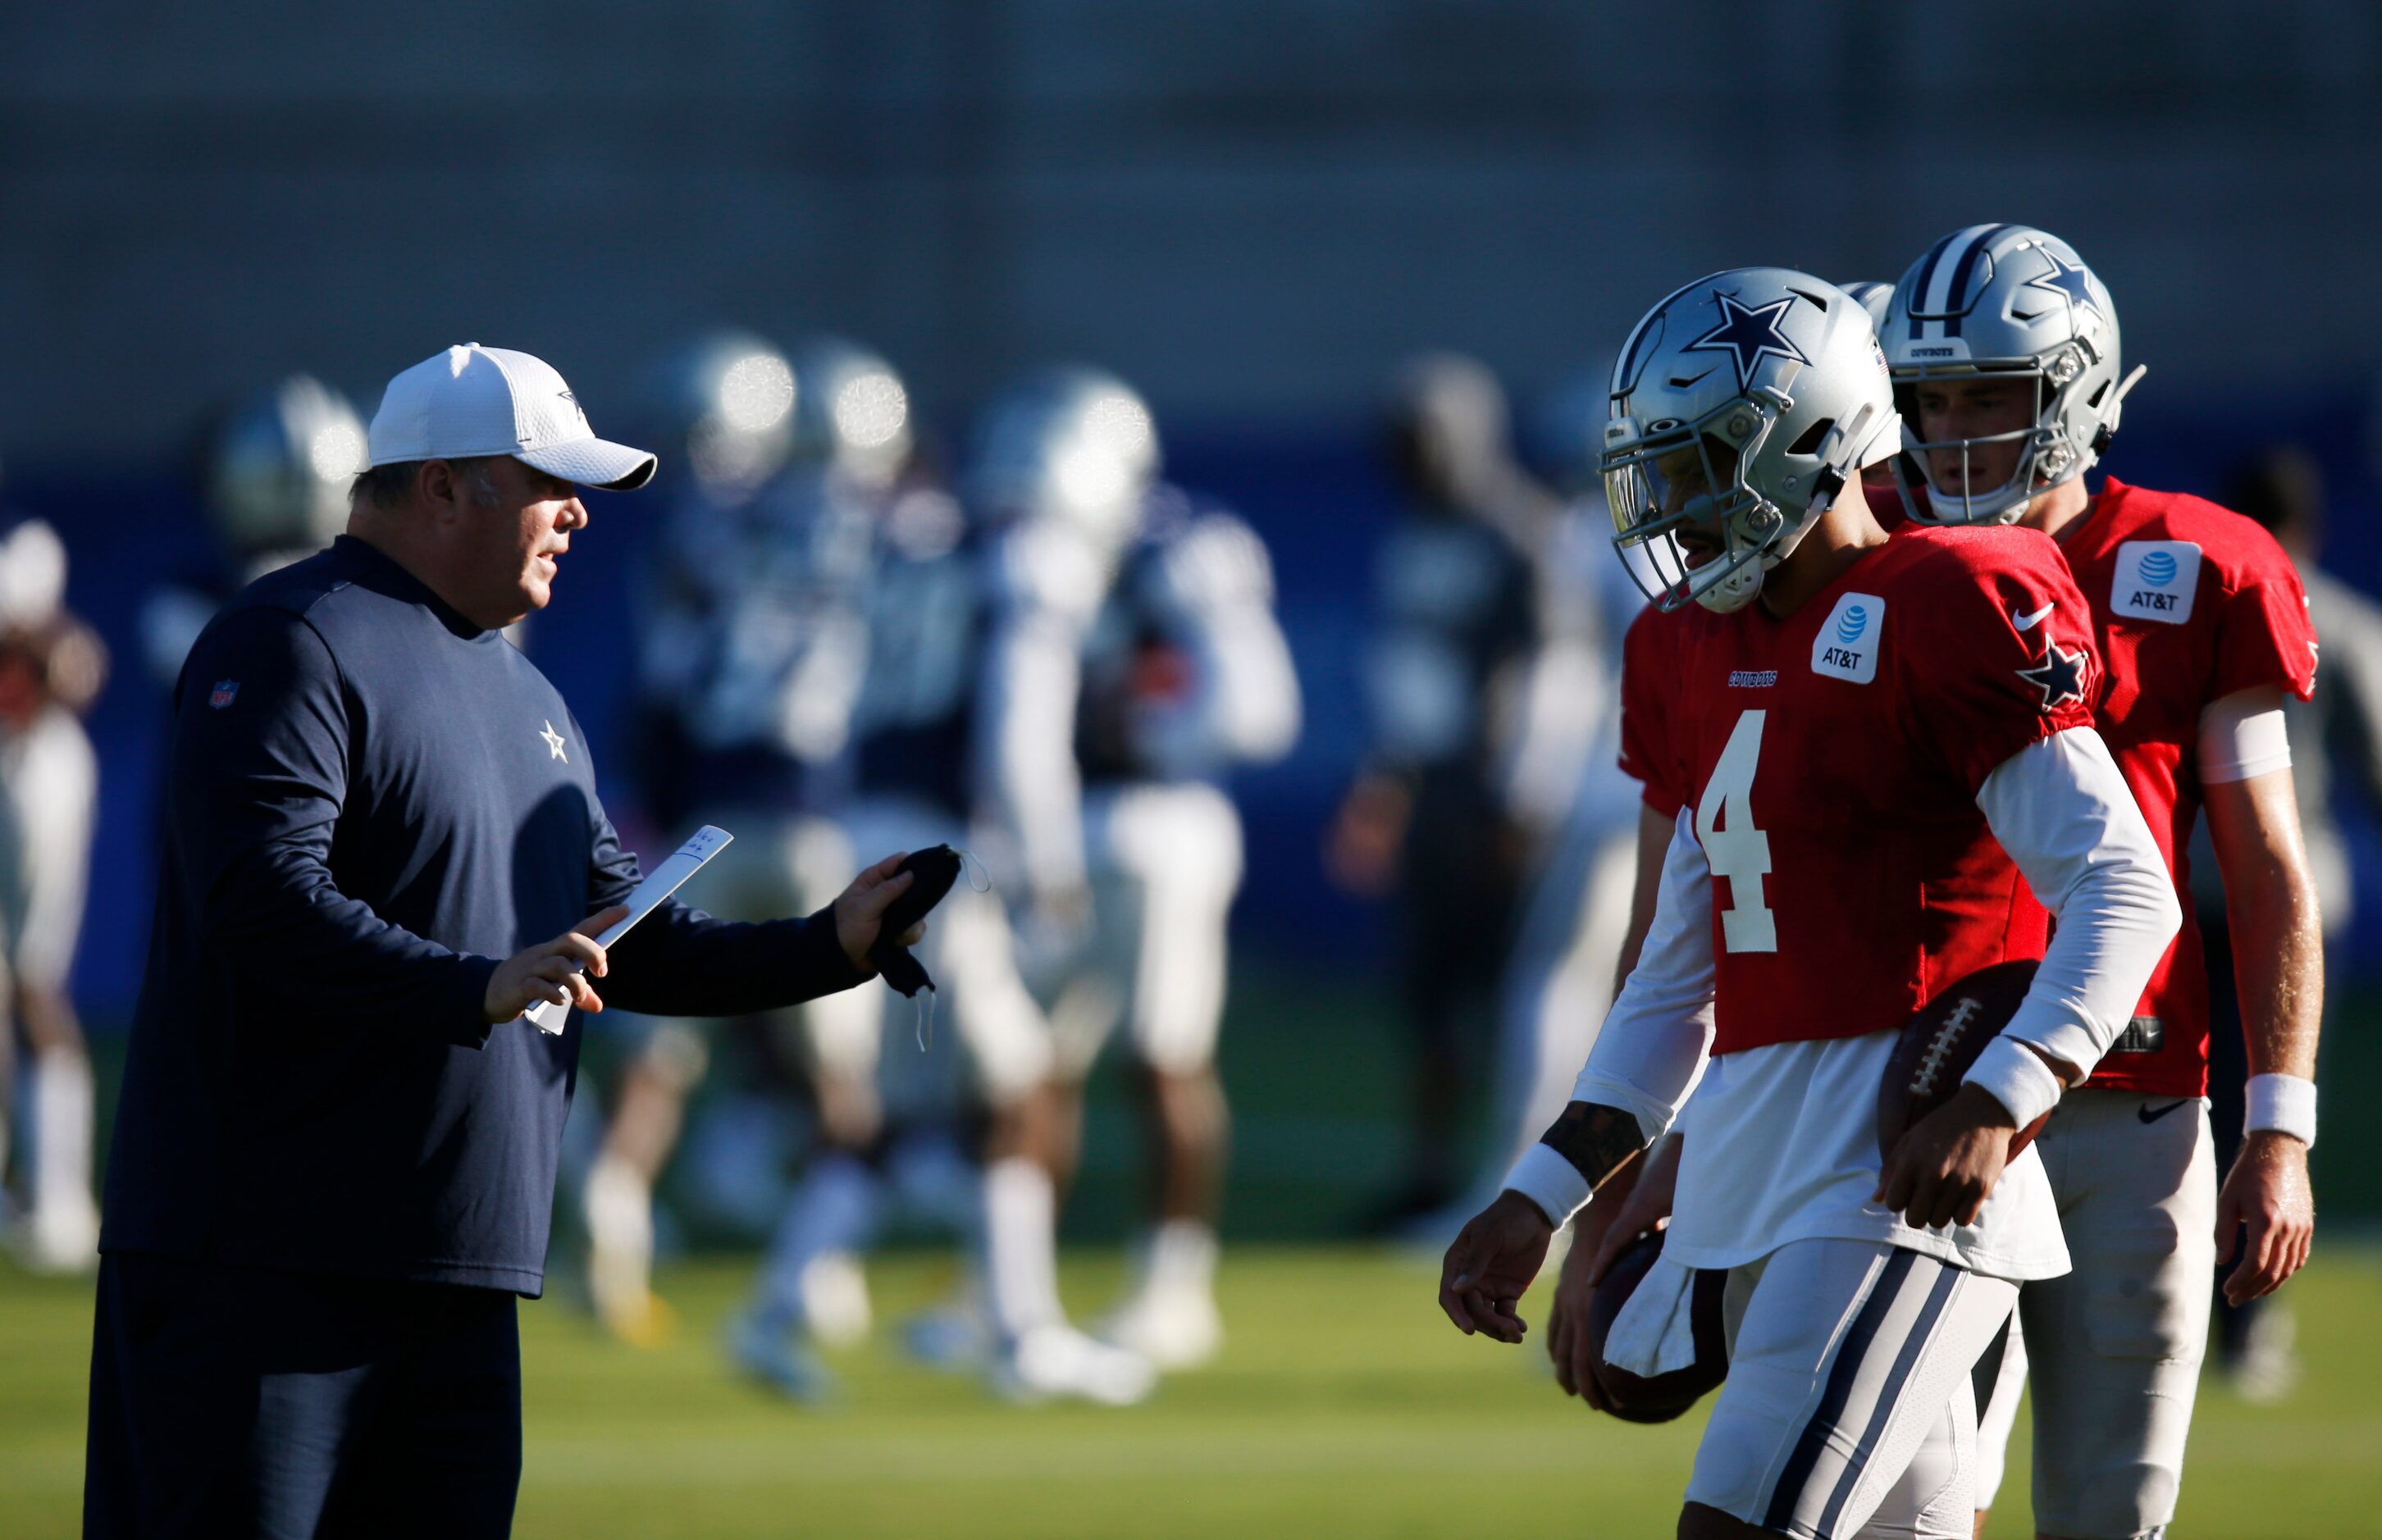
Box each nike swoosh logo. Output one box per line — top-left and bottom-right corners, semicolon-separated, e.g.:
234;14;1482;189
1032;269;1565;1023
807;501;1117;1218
2013;602;2056;632
2138;1099;2193;1124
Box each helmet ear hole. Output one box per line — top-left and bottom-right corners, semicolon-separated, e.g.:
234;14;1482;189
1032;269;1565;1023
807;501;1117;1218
1785;417;1836;458
2087;380;2111;408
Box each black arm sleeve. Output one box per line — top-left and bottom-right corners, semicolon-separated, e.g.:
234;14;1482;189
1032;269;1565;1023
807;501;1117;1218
584;809;869;1018
177;608;498;1045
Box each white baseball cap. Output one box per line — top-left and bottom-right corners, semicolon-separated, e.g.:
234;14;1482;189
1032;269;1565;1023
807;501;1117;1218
367;344;657;491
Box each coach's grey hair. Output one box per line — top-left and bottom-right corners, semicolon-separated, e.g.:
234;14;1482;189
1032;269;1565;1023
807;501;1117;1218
349;455;502;512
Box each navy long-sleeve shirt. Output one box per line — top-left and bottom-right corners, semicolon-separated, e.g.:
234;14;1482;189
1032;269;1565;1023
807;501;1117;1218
100;536;865;1294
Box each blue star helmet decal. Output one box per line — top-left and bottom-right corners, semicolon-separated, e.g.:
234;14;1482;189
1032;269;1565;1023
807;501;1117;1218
1684;291;1811;392
2016;637;2092;709
2021;247;2101;327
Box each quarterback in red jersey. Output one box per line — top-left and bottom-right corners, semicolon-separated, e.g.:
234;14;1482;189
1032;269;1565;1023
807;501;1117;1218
1608;279;1913;1005
1886;223;2323;1540
1438;267;2178;1539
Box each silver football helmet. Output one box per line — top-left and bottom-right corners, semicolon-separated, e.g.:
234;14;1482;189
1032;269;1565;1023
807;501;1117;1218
208;376;368;560
1883;225;2145;524
1840;281;1895;334
789;337;912;489
1603;269;1898;613
648;330;798;499
967;366;1159;549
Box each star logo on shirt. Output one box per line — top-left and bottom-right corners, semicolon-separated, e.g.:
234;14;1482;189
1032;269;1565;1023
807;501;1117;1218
1685;291;1810;392
2015;638;2091;710
539;720;568;762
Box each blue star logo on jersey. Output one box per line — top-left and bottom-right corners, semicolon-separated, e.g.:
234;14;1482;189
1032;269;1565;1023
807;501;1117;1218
1685;292;1810;391
2022;248;2101;327
539;720;568;762
2016;638;2091;710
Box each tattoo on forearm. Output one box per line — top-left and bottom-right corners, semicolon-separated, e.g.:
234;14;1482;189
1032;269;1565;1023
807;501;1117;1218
1540;1101;1650;1191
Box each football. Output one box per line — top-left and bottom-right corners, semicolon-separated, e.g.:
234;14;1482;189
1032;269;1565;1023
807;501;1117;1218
1586;1230;1730;1424
1876;959;2052;1164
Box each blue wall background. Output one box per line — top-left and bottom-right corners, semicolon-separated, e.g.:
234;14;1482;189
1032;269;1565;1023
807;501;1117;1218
39;380;2382;1028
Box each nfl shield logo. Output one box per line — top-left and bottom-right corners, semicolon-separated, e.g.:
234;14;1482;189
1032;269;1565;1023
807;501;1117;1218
209;680;240;709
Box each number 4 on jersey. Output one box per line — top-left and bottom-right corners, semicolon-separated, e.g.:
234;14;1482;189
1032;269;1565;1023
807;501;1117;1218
1696;708;1776;953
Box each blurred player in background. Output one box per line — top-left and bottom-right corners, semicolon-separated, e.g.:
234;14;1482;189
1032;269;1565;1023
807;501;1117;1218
140;376;369;689
0;517;105;1271
1441;367;1636;1237
1021;392;1303;1369
727;362;1155;1406
1327;355;1570;1231
584;331;862;1346
1886;226;2322;1540
2193;446;2382;1398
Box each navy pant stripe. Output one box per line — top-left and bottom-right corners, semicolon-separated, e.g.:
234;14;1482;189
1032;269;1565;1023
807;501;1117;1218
1970;1310;2013;1427
1815;1261;1962;1538
1763;1249;1916;1532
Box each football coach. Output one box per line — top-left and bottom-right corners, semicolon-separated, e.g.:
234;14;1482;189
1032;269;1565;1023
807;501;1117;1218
86;344;922;1536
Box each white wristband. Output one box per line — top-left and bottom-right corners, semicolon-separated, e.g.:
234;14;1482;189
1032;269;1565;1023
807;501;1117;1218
2245;1073;2317;1147
1503;1141;1593;1228
1962;1037;2065;1133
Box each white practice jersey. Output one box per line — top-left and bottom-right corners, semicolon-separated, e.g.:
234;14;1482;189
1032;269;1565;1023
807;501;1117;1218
637;469;876;768
979;489;1298;898
0;704;98;991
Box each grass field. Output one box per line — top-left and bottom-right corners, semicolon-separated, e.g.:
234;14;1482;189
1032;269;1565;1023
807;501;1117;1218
7;1245;2380;1537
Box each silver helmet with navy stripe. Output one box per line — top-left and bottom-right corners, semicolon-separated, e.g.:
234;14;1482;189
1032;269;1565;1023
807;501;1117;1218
967;365;1159;550
1602;268;1898;614
1883;225;2145;525
208;375;368;563
1841;281;1896;335
789;337;913;489
647;330;798;500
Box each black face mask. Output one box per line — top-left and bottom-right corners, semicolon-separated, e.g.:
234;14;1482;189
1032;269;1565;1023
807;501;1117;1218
869;845;965;999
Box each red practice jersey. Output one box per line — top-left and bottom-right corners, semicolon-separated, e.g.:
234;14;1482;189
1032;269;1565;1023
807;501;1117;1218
2058;479;2320;1096
1616;477;1946;822
1658;526;2101;1056
1618;603;1692;822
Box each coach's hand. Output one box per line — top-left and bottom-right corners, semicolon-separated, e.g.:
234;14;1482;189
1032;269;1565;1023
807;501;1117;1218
1440;1191;1553;1344
485;905;629;1022
833;853;925;973
2216;1129;2315;1306
1876;1083;2015;1230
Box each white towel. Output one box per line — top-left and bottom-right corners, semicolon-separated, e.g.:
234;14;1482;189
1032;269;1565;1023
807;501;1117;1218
1603;1254;1700;1378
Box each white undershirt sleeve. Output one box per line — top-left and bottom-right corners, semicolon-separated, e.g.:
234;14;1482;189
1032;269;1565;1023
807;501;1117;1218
1972;727;2183;1084
1567;809;1718;1140
1502;812;1716;1224
2197;686;2293;786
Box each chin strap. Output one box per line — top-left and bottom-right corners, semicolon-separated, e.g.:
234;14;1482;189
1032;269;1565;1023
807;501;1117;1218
1815;402;1882;486
1771;399;1884;561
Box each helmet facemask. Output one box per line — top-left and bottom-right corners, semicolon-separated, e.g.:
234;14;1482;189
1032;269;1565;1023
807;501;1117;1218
1891;344;2099;526
1605;391;1876;615
1604;268;1898;613
1883;227;2148;528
